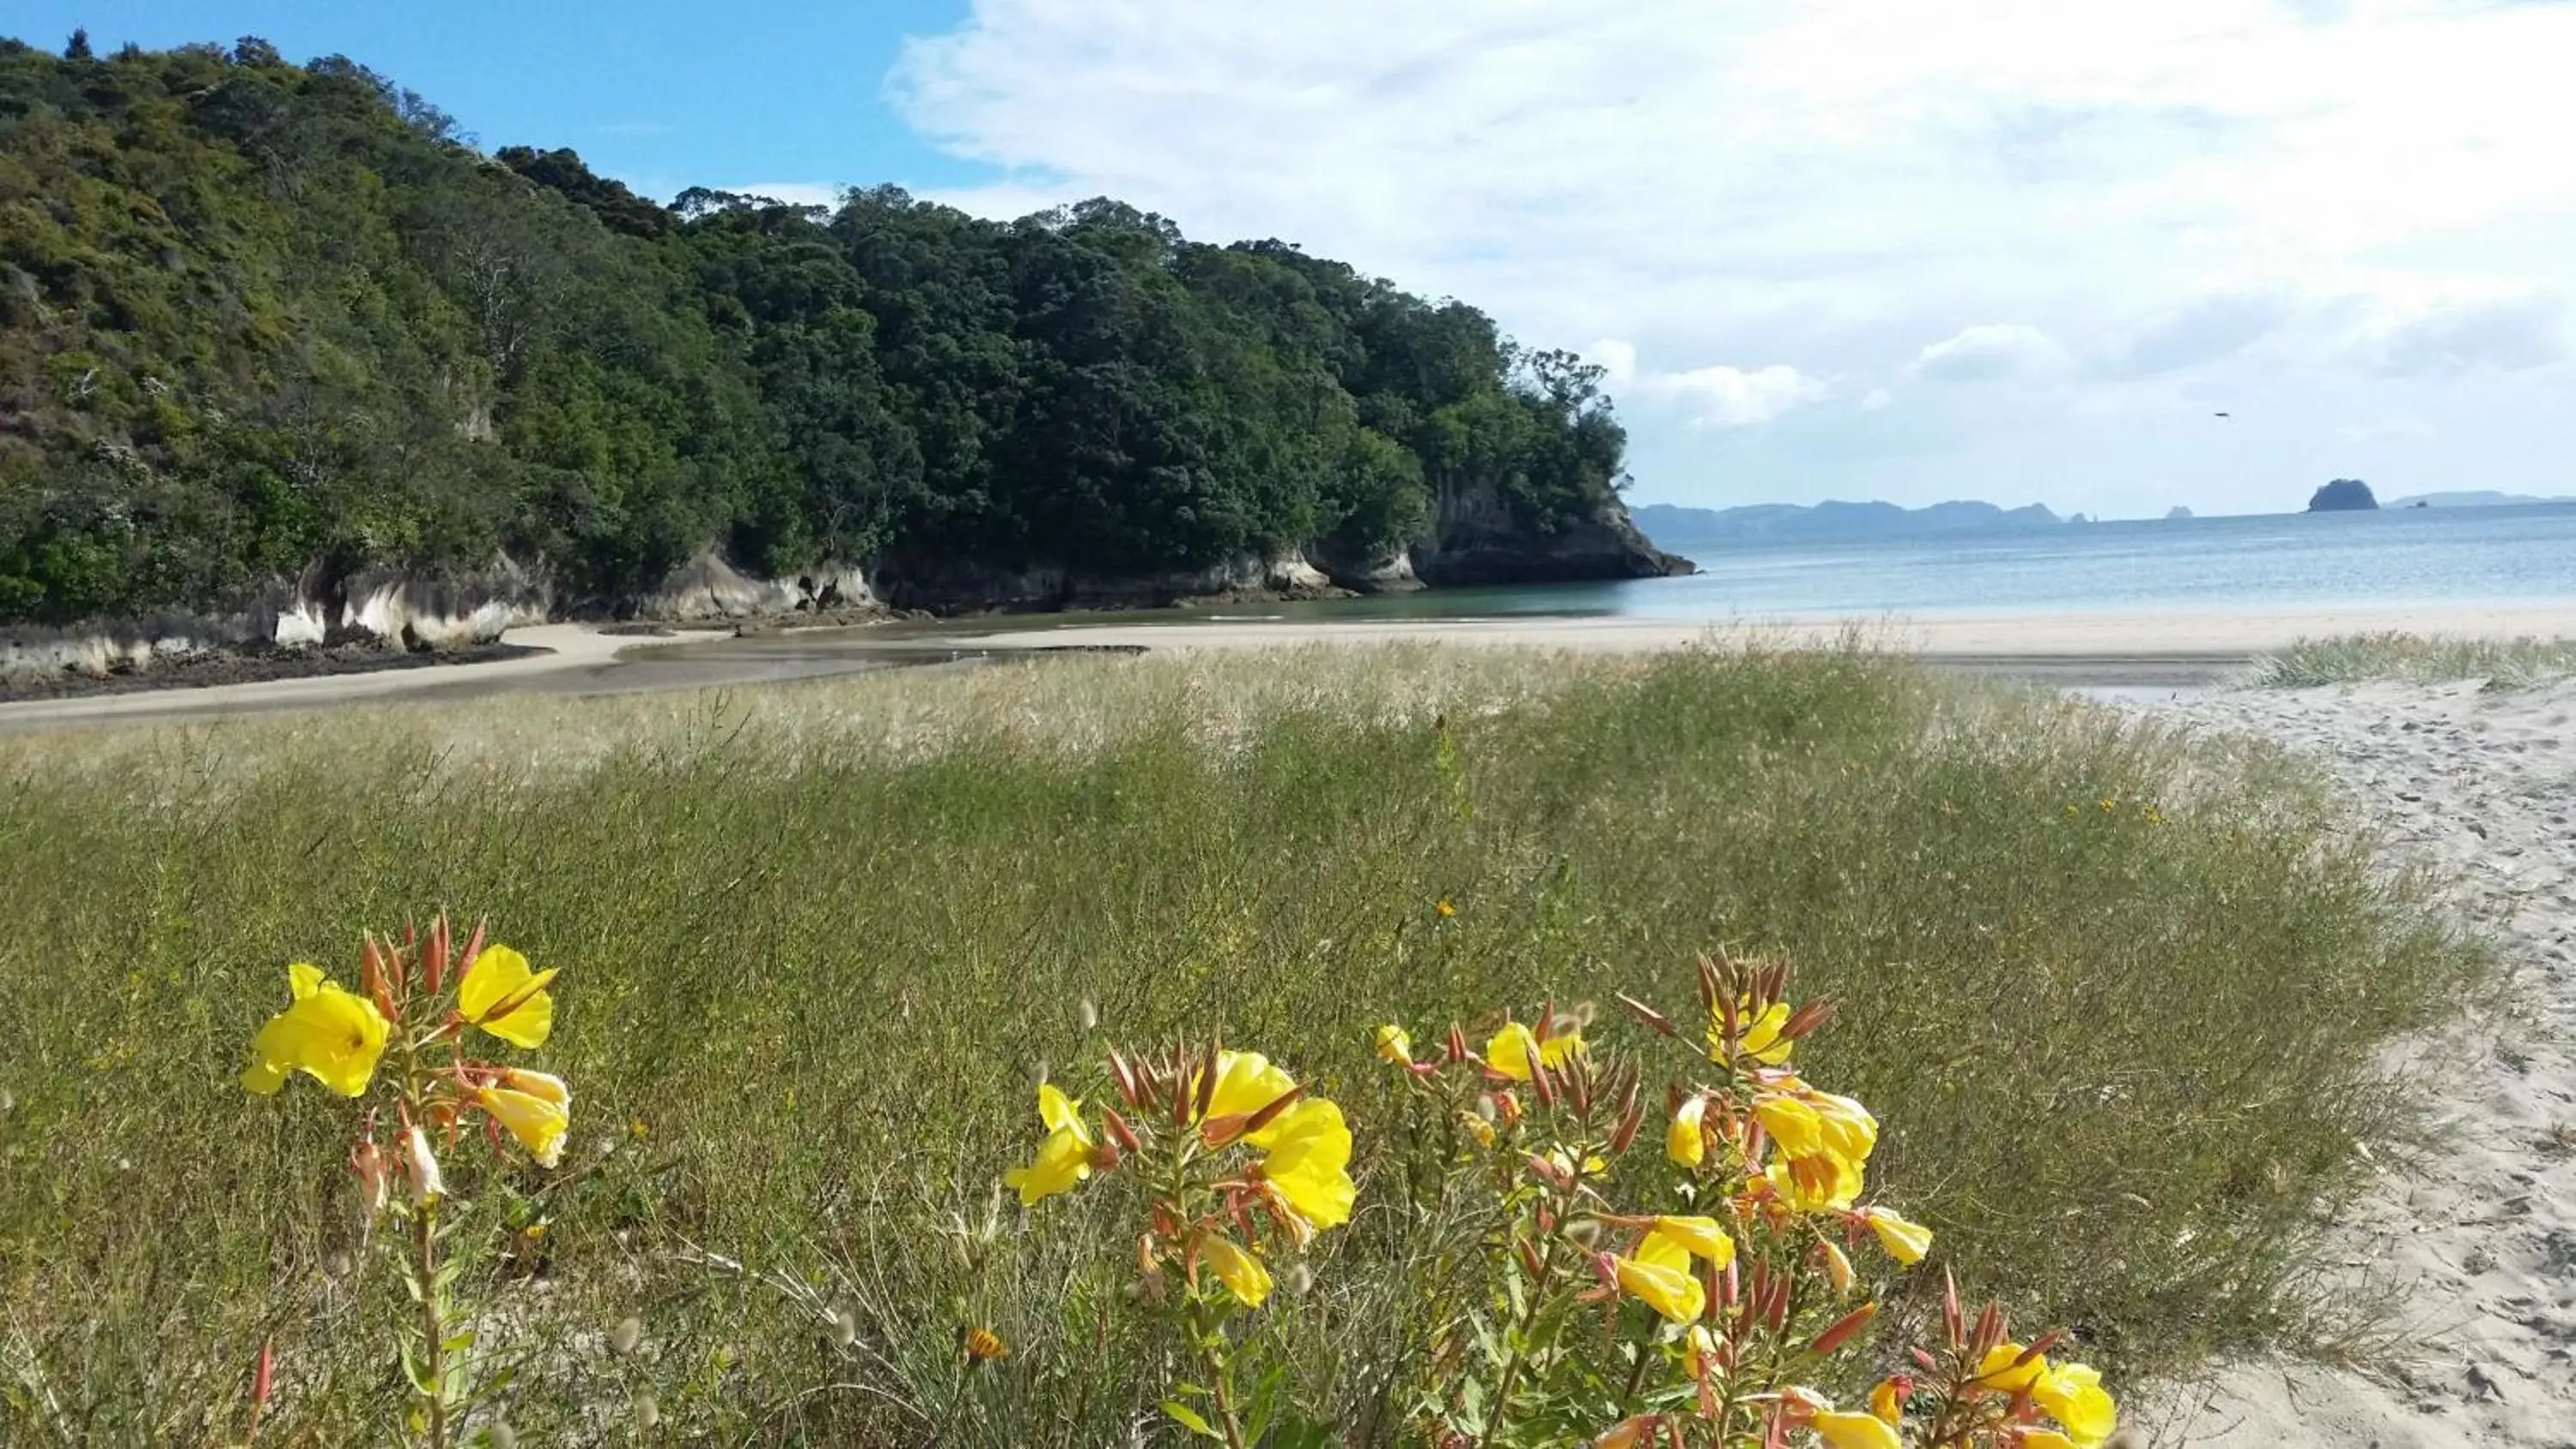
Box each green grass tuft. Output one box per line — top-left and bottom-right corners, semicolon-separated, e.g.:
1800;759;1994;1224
2245;632;2576;690
0;646;2482;1444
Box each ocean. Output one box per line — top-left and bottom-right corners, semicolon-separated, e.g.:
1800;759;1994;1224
1224;502;2576;623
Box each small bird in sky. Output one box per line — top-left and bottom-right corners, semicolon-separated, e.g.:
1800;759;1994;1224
2213;411;2232;418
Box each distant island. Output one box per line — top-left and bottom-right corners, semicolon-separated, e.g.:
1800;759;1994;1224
2166;506;2194;520
2306;480;2379;512
1632;500;2063;546
2386;490;2576;508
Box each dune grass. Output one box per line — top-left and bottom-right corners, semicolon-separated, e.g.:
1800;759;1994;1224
0;644;2480;1446
2245;632;2576;689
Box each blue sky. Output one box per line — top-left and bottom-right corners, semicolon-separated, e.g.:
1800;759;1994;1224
11;1;986;202
11;2;2576;518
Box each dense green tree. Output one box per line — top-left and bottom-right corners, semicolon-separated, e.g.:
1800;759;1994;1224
0;40;1641;626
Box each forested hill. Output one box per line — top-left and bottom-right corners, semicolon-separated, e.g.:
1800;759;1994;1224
0;37;1682;631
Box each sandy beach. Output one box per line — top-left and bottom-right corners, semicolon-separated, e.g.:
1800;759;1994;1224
11;600;2576;732
2144;678;2576;1446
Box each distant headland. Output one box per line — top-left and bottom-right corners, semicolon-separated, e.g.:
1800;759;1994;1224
1631;500;2065;545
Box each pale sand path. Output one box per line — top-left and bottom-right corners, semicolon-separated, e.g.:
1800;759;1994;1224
960;602;2576;658
2143;679;2576;1446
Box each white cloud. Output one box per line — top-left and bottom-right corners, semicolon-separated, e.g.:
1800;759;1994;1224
1911;324;2073;383
886;0;2576;513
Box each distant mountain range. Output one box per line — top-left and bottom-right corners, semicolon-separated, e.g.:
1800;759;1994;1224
2385;491;2576;508
1631;500;2068;545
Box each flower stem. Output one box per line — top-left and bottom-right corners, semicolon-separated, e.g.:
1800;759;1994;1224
416;1195;447;1449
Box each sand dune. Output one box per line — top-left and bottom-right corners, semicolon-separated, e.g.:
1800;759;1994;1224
2144;678;2576;1446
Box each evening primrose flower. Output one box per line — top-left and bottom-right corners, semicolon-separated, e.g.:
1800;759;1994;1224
1667;1094;1707;1167
477;1069;572;1168
1757;1082;1878;1211
1200;1233;1272;1307
1004;1084;1096;1206
2032;1361;2118;1446
1710;997;1794;1066
1975;1342;2050;1392
1255;1099;1355;1238
1374;1025;1412;1065
1868;1377;1908;1424
1485;1021;1583;1082
1613;1228;1705;1324
241;963;391;1097
1860;1206;1934;1265
455;944;557;1049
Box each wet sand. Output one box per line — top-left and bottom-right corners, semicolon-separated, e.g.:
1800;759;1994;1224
7;601;2576;731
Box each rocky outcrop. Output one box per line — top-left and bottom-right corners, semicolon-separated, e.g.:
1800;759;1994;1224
635;550;878;621
1309;543;1426;594
1;555;550;684
1411;481;1695;586
870;552;1344;614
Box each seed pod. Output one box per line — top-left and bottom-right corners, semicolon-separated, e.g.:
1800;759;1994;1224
1077;997;1099;1033
633;1391;660;1431
829;1306;859;1350
610;1316;642;1355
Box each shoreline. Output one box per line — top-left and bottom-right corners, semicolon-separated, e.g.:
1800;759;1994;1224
5;601;2576;731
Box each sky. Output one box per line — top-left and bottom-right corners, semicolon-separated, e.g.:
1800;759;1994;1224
16;1;2576;519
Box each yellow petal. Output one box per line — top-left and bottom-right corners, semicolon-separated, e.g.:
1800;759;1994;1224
478;1083;571;1168
288;961;325;999
1194;1050;1298;1140
1036;1082;1091;1144
1484;1022;1583;1082
1868;1377;1904;1424
1259;1100;1355;1232
1765;1154;1865;1212
1864;1208;1934;1265
1811;1410;1902;1449
1755;1094;1826;1158
1976;1342;2050;1392
2021;1434;2077;1449
1003;1125;1093;1206
1373;1025;1412;1065
1200;1234;1273;1307
1613;1254;1704;1325
1668;1095;1707;1167
1649;1216;1736;1267
2032;1362;2118;1446
456;945;557;1048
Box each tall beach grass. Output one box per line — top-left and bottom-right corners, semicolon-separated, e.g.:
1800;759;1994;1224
0;644;2480;1444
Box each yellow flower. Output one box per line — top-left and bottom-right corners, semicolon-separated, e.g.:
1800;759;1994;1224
1686;1325;1720;1379
1004;1083;1096;1206
1256;1099;1355;1235
477;1069;571;1168
1668;1094;1706;1167
1810;1410;1902;1449
1485;1021;1583;1081
1435;898;1457;919
1647;1216;1736;1268
241;963;391;1098
1868;1378;1905;1424
1200;1233;1272;1307
1975;1342;2050;1392
1766;1154;1865;1213
455;945;557;1049
1710;997;1795;1065
1612;1228;1705;1324
2032;1361;2117;1446
2021;1434;2077;1449
1459;1110;1497;1148
1374;1024;1412;1065
1192;1050;1299;1139
1862;1207;1933;1265
1755;1082;1877;1212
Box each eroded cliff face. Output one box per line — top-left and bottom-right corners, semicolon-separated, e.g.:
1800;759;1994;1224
1410;479;1694;587
0;556;552;683
870;552;1340;614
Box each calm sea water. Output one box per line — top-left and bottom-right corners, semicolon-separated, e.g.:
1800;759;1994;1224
1220;503;2576;623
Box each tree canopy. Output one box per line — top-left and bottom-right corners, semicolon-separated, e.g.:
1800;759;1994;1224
0;40;1634;624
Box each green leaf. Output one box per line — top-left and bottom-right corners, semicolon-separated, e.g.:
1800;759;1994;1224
441;1331;477;1354
1160;1401;1221;1440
